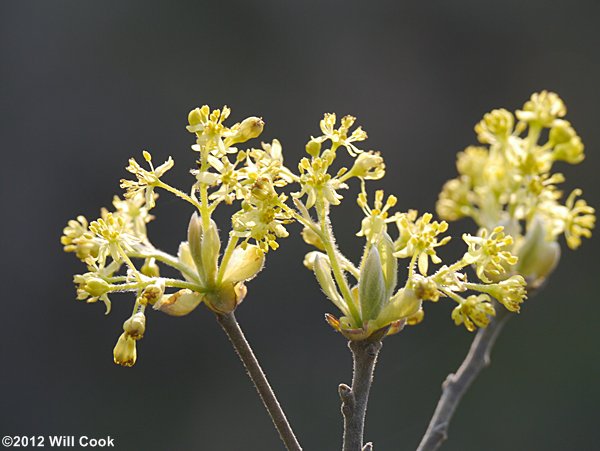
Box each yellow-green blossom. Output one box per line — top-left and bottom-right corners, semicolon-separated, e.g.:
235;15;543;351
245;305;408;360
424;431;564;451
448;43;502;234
356;188;398;243
63;105;292;366
451;294;496;332
120;151;174;209
316;113;368;156
295;113;525;340
462;226;517;283
437;91;595;288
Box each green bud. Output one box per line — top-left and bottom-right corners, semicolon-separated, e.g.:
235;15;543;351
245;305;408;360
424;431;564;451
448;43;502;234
516;217;561;288
113;332;137;367
153;289;204;317
359;246;387;323
188;108;202;126
201;219;221;286
377;232;398;300
305;138;321;157
187;212;206;283
84;277;110;297
141;258;160;278
186;107;205;133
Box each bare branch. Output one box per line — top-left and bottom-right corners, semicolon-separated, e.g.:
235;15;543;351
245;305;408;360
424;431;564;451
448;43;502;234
417;307;512;451
216;312;302;451
340;339;383;451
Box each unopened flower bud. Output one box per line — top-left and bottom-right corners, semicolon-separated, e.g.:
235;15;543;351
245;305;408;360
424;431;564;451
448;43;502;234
377;233;398;300
359;246;387;322
123;312;146;340
224;117;264;146
113;332;137;367
303;251;326;271
187;212;206;283
80;276;110;298
141;258;160;278
515;216;561;288
201;219;221;286
186;107;206;133
305;138;321;157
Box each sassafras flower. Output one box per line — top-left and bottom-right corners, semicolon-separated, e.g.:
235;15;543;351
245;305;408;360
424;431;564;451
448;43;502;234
462;226;517;283
451;294;496;332
120;151;174;208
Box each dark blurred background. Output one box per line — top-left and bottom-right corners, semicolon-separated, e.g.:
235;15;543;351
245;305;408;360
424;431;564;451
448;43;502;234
1;1;599;450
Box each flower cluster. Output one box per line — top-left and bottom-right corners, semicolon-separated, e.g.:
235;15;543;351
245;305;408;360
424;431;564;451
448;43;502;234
437;91;595;288
62;106;293;366
296;115;527;338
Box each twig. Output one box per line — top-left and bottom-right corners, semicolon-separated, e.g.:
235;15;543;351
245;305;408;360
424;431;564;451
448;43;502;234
216;312;302;451
416;306;512;451
340;339;383;451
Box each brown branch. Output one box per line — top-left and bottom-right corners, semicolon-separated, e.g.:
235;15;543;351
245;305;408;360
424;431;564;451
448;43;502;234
417;307;512;451
340;339;383;451
216;312;302;451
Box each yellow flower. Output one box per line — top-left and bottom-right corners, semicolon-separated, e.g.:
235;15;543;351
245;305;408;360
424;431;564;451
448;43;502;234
462;226;518;283
562;189;596;250
356;189;398;243
549;120;584;164
120;151;174;209
88;213;140;268
471;275;527;313
61;215;99;262
451;294;496;332
317;113;368;156
232;178;292;251
475;109;514;145
345;151;386;180
394;212;451;275
516;91;566;127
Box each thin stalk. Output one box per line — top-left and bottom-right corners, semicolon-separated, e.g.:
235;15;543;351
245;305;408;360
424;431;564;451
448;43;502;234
339;339;383;451
156;180;203;211
417;306;512;451
216;312;302;451
315;196;361;324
